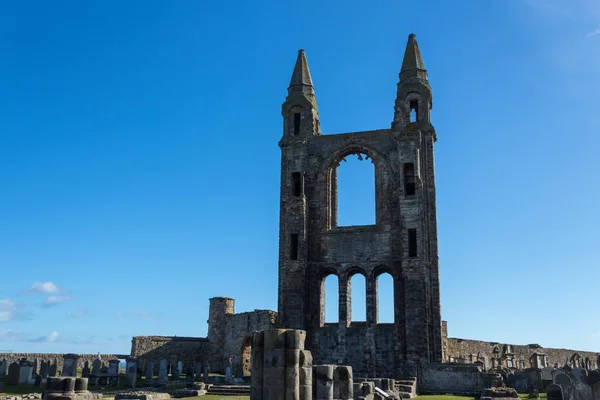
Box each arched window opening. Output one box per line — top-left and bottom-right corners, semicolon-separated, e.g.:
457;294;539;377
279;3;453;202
350;274;366;322
324;275;339;323
336;152;375;227
293;113;301;135
409;100;418;122
377;273;394;323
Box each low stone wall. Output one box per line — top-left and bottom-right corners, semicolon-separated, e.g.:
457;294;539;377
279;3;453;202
445;337;599;370
0;353;118;372
130;336;209;372
418;363;498;395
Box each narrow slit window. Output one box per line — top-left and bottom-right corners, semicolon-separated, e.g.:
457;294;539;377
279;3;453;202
290;233;299;260
293;113;301;135
403;163;416;196
408;229;417;257
409;100;418;122
292;172;302;197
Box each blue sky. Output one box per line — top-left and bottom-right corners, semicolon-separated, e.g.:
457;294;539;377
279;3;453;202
1;0;599;355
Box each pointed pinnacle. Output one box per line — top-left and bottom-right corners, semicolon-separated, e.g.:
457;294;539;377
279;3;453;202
400;33;428;80
288;49;315;95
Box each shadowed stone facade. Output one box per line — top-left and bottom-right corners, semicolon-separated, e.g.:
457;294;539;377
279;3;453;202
130;297;276;373
123;35;597;383
276;34;443;378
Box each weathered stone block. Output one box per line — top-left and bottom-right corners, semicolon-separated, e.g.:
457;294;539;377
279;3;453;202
285;330;305;350
264;330;287;350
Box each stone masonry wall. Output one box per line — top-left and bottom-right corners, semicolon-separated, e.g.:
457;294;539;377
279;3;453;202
130;336;209;371
0;353;118;372
222;309;278;370
444;337;598;370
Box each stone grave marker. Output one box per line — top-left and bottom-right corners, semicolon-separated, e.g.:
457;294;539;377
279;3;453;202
177;361;183;374
572;378;593;400
91;358;101;375
61;354;79;377
556;373;573;400
547;384;564;400
0;358;6;376
108;359;119;376
6;362;20;385
18;360;33;384
186;364;194;382
90;357;101;385
40;360;49;379
146;361;154;384
195;361;202;380
125;358;137;388
48;359;57;377
203;361;209;381
82;361;90;378
158;359;167;384
593;382;600;400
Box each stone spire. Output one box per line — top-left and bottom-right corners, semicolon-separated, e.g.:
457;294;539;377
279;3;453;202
400;33;428;81
288;49;315;96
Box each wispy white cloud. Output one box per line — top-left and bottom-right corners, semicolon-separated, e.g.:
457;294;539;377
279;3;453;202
43;296;72;307
29;331;60;343
585;28;600;37
0;329;22;341
70;310;88;318
28;282;61;294
0;299;17;322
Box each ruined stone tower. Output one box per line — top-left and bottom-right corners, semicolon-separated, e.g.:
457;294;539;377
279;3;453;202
277;34;443;378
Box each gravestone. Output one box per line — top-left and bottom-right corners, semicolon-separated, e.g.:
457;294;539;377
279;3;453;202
62;354;79;377
547;384;564;400
34;374;42;388
556;373;573;400
92;358;101;375
593;382;600;400
572;378;593;400
177;361;183;374
82;361;90;378
90;357;101;385
32;358;39;376
49;359;57;377
125;358;137;388
18;360;33;384
225;364;232;382
172;364;180;380
6;362;20;385
108;359;120;376
203;361;210;381
158;359;167;384
186;365;194;382
588;369;600;387
0;358;6;376
40;360;49;379
581;369;589;384
195;362;202;380
145;361;154;384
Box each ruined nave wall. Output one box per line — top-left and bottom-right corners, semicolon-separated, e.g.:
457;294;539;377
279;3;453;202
444;337;598;369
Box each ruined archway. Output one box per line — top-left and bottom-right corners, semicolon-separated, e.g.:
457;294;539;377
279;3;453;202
241;336;252;376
